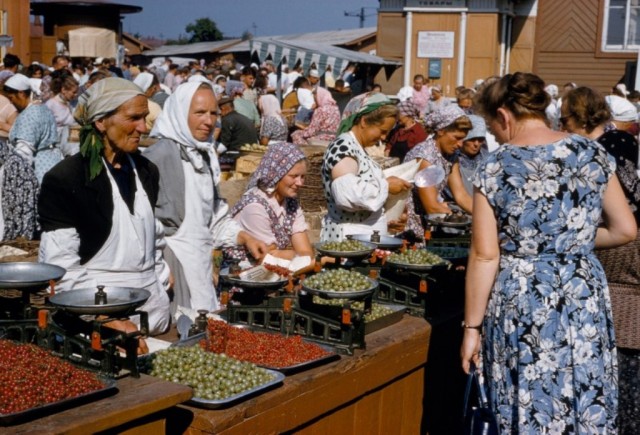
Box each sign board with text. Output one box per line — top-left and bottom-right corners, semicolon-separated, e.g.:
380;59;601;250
417;31;455;58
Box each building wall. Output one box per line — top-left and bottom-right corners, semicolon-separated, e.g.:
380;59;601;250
533;0;634;92
509;15;536;74
464;13;500;86
0;0;31;64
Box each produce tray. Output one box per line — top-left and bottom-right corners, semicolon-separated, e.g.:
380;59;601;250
188;368;284;409
314;241;376;259
0;262;65;289
0;377;117;426
384;258;451;272
301;276;378;299
364;304;406;335
172;329;340;375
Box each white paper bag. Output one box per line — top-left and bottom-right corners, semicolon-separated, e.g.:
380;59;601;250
383;159;421;221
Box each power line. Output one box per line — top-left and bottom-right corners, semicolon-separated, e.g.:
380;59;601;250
344;7;377;28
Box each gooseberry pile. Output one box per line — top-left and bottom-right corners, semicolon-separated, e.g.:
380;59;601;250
303;269;372;293
150;346;274;401
388;249;445;266
311;296;395;322
201;320;330;368
0;340;105;415
318;240;370;252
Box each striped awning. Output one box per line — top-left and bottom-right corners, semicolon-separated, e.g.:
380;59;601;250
250;37;400;76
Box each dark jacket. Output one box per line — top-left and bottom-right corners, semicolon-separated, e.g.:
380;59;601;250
38;152;159;264
220;111;259;151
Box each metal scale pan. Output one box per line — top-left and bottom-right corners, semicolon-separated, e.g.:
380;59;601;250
219;268;288;291
314;241;377;259
350;234;404;251
48;286;151;315
301;276;378;299
0;262;66;290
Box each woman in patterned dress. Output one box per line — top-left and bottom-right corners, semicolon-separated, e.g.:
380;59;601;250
258;94;288;145
460;72;637;433
320;93;411;241
291;87;340;146
231;142;313;261
560;86;640;434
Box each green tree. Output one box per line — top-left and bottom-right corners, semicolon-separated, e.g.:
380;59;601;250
185;18;223;43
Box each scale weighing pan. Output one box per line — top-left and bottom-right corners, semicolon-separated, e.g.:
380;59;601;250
314;241;376;258
48;286;151;315
350;234;404;250
0;262;66;289
220;268;288;290
426;216;472;228
301;276;378;299
384;258;451;272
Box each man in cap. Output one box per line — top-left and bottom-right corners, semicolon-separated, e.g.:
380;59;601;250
38;77;171;345
308;69;320;90
4;73;59;182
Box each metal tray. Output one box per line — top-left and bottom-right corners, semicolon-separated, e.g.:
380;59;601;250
0;262;66;290
314;241;376;259
301;276;378;299
173;329;340;375
0;377;117;425
351;234;404;250
426;216;471;228
48;287;151;315
220;268;288;290
364;304;406;335
188;369;285;409
384;258;451;272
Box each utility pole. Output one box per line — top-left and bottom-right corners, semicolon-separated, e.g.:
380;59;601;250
344;7;377;28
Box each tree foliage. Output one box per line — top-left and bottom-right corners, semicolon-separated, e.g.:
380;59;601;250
185;17;223;43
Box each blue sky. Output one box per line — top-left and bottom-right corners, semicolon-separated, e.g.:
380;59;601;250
122;0;380;39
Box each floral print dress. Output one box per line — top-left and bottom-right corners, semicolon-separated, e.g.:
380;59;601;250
474;134;618;433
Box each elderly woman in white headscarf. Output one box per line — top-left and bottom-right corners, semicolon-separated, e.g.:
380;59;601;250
144;81;267;314
38;77;171;345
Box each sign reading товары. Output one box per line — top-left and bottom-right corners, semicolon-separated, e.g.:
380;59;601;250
406;0;465;7
417;31;455;58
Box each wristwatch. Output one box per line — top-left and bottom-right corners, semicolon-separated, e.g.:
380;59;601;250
461;321;483;334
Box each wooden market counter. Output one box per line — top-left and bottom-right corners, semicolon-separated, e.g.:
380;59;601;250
5;374;193;435
166;315;431;434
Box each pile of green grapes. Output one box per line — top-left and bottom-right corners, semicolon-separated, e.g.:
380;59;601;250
318;240;370;252
388;249;445;266
150;346;275;401
304;269;372;292
312;296;395;322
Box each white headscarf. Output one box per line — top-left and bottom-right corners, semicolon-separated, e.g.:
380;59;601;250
133;72;154;93
150;81;217;172
259;94;284;125
74;77;144;125
397;86;414;102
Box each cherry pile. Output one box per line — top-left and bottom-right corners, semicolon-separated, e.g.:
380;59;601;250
201;320;330;368
0;340;105;415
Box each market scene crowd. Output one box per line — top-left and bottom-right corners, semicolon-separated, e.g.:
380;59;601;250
2;49;640;433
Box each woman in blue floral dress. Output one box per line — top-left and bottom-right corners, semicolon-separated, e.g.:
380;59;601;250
460;73;637;433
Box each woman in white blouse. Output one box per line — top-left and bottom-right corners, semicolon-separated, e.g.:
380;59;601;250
320;93;411;241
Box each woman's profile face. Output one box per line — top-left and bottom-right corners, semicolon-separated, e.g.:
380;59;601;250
436;129;466;156
275;160;307;200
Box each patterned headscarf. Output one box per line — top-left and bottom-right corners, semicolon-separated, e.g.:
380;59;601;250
247;142;306;192
424;105;466;131
316;87;336;107
397;99;419;119
337;92;394;135
73;77;144;180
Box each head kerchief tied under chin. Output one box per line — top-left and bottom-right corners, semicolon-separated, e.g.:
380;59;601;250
247;142;306;193
73;77;144;180
424;105;466;131
337;92;394;135
150;80;216;172
397;99;419;119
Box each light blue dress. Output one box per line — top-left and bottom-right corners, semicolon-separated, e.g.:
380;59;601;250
474;134;618;433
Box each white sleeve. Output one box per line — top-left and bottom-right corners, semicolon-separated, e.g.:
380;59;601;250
38;229;92;291
210;190;242;248
154;218;171;292
14;140;36;165
330;173;389;212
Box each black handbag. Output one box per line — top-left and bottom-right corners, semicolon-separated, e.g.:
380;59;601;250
462;363;499;435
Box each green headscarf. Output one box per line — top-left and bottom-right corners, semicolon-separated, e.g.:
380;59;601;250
74;77;145;180
336;93;394;135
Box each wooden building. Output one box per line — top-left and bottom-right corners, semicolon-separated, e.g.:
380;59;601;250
375;0;639;95
0;0;32;65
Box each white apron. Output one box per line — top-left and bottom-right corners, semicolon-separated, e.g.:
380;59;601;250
83;157;170;335
164;160;218;312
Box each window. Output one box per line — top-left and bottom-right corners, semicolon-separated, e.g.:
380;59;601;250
604;0;640;51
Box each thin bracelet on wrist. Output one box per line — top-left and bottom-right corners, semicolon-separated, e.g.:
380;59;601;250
461;320;483;334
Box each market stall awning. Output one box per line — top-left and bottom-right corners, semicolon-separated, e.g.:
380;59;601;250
250;37;401;78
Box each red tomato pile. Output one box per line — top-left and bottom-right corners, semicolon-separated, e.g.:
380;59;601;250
201;320;330;368
0;340;105;414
